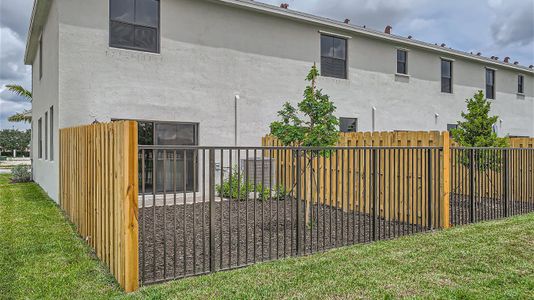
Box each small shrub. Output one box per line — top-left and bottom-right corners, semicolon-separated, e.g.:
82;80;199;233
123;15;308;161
216;168;254;200
11;165;31;183
257;183;288;201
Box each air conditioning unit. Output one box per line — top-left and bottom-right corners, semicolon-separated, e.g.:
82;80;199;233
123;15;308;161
240;158;276;189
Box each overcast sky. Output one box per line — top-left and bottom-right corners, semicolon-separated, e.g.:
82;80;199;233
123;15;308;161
1;0;533;130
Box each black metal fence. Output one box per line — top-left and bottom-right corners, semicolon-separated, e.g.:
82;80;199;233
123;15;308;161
137;146;443;285
450;147;534;226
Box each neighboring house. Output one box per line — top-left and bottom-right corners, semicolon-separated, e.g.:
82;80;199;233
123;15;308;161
24;0;534;202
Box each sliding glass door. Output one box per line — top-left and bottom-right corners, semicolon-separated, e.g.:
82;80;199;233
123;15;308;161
138;121;198;194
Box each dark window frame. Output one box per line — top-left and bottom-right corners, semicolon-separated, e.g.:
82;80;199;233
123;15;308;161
396;49;408;75
339;117;358;132
39;34;43;80
44;112;48;160
38;118;42;159
115;119;200;194
441;59;453;93
518;74;524;94
109;0;161;53
50;106;54;161
486;68;495;99
320;34;348;79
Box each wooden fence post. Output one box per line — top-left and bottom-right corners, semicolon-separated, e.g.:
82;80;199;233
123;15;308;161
441;131;451;228
123;121;139;292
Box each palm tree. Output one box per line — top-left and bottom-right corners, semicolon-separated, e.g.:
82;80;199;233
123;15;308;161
5;85;32;123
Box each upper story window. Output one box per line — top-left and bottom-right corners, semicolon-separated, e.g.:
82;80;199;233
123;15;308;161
486;68;495;99
339;117;358;132
518;75;524;94
39;35;43;80
321;34;347;79
110;0;160;53
441;59;453;93
396;49;407;74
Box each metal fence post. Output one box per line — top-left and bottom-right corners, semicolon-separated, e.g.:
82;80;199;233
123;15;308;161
503;149;508;217
469;149;475;223
427;149;433;229
209;149;216;272
372;148;378;241
296;149;302;255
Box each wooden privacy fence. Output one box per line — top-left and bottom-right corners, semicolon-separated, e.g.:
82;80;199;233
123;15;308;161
60;121;139;292
263;131;451;229
263;132;534;229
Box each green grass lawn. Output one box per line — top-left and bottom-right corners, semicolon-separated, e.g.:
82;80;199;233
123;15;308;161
1;173;533;299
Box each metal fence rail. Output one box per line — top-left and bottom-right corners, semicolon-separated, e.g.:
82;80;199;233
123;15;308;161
137;146;443;285
450;147;534;225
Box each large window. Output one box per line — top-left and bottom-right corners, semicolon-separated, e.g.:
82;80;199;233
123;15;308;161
49;106;54;161
137;121;198;193
397;50;407;74
486;69;495;99
38;118;42;159
321;34;347;79
441;59;452;93
339;117;358;132
109;0;160;53
518;75;524;94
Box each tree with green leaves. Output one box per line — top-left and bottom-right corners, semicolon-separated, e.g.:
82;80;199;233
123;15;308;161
5;85;32;123
451;90;508;189
270;64;339;147
0;129;31;156
270;64;339;224
451;90;508;148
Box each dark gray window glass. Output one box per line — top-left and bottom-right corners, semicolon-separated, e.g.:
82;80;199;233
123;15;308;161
397;50;407;74
44;112;48;160
38;118;42;159
135;0;159;27
447;123;458;131
50;106;54;161
340;117;358;132
320;35;347;79
138;121;154;145
518;75;524;94
110;0;159;53
155;123;197;145
110;0;134;22
441;60;452;93
39;36;43;80
486;69;495;99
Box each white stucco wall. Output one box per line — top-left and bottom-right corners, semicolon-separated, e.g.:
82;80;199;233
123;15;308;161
55;0;533;139
31;0;59;202
32;0;534;201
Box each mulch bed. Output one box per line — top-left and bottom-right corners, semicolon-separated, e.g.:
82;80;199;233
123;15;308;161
138;198;425;284
450;193;534;225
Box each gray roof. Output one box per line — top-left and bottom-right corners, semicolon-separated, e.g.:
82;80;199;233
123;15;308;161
25;0;534;74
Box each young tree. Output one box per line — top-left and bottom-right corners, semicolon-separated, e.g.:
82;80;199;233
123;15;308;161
269;64;339;224
451;90;508;176
270;64;339;147
451;90;508;148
